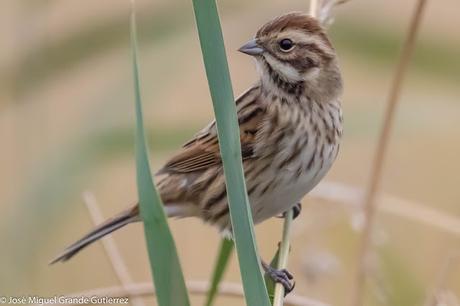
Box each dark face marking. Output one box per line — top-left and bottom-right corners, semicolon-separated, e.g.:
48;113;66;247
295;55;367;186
262;58;305;94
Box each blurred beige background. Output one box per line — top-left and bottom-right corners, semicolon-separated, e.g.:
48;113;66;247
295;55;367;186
1;0;459;305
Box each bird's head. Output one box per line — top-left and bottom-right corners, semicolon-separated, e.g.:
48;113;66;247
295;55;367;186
239;12;341;97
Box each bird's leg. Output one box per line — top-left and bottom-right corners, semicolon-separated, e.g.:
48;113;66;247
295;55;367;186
262;260;295;295
280;202;302;219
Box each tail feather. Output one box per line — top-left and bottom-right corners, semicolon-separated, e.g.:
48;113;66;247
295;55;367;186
49;205;139;264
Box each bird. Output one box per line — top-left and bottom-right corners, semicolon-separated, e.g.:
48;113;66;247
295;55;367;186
50;11;343;293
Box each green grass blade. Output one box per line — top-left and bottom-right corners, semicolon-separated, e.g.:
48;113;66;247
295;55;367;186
191;1;270;305
204;239;234;306
130;4;190;306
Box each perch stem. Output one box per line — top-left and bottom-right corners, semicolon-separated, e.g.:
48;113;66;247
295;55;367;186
273;209;294;306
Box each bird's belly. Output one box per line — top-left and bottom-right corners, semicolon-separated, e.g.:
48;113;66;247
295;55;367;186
250;142;338;224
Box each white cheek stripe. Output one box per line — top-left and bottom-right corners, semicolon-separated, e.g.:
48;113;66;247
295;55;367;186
264;53;302;82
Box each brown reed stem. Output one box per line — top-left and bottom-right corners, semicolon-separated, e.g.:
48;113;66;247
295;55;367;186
351;1;428;305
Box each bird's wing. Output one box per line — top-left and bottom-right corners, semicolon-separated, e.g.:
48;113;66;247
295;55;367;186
158;85;264;174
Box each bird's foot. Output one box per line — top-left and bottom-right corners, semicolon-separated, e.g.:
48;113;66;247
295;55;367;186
281;202;302;220
263;264;295;295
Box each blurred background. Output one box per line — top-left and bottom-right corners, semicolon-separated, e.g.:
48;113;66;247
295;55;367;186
1;0;459;305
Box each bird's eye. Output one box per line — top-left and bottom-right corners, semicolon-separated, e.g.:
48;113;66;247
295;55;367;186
279;39;294;52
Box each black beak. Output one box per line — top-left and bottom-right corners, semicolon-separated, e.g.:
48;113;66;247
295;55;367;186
238;39;264;56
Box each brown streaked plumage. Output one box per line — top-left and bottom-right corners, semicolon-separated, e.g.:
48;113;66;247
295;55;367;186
51;11;343;292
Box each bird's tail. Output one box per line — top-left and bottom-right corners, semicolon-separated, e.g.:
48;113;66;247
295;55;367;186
49;205;140;264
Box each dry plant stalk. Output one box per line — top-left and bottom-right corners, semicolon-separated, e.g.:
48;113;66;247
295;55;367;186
424;251;460;306
82;192;145;306
312;181;460;237
310;0;351;26
61;281;329;306
309;0;320;18
351;0;428;305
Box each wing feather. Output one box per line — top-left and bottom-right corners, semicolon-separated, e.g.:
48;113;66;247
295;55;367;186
159;85;263;174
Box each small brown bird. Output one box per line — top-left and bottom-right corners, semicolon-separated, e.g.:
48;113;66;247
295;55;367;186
51;12;343;292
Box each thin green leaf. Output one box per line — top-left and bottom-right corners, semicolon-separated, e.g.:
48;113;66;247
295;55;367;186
190;1;271;305
130;4;190;306
204;239;234;306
